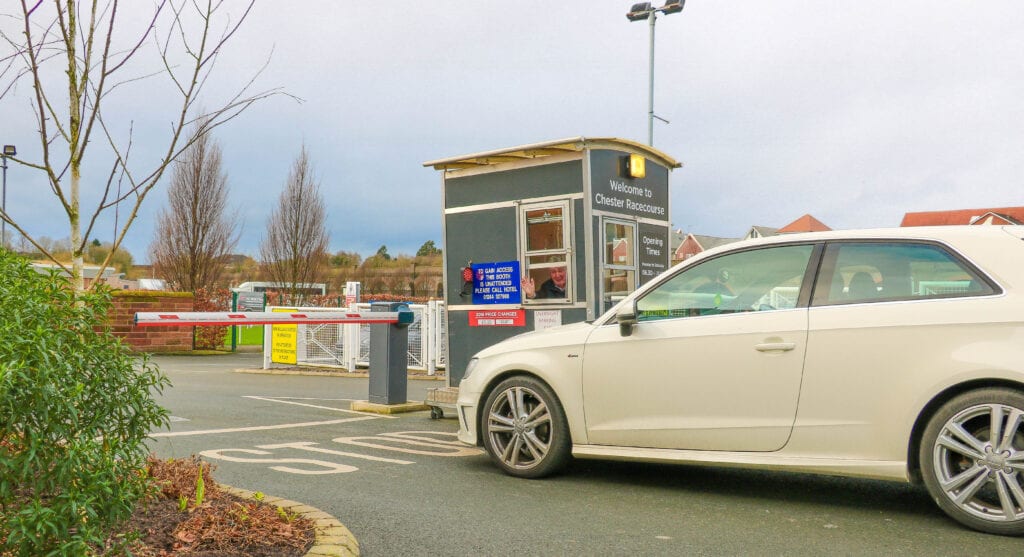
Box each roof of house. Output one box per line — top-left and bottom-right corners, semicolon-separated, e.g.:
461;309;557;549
778;213;832;233
691;234;740;251
670;229;686;252
31;262;123;279
972;212;1023;225
747;226;779;238
901;206;1024;227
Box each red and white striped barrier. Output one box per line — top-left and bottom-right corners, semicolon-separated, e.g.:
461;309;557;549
134;310;414;327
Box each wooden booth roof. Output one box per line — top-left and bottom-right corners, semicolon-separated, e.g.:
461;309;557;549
423;137;681;172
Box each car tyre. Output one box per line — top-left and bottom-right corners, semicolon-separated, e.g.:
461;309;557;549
920;388;1024;536
481;376;571;478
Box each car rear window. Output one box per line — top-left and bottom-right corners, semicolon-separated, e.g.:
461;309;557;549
811;241;997;306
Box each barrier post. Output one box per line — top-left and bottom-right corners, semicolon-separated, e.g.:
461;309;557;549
368;302;412;405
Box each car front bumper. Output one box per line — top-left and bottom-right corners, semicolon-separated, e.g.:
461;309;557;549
456;387;481;446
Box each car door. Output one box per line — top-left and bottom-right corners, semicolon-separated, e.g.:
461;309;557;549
796;240;1003;458
581;243;818;452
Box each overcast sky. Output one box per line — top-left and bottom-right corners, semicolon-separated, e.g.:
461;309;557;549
2;1;1022;263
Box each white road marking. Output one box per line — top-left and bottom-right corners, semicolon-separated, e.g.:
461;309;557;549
200;448;359;474
243;395;398;419
333;433;484;457
256;441;414;464
150;416;376;437
200;431;481;475
169;416;190;422
380;431;466;446
260;397;357;401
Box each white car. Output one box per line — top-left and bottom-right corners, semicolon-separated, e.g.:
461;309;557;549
456;225;1024;535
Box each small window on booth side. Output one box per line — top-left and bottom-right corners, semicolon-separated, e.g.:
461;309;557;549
520;201;571;303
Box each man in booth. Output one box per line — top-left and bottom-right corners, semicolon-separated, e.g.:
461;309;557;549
522;265;567;299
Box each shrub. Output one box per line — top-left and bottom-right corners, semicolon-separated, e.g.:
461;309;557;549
192;288;230;350
0;251;170;555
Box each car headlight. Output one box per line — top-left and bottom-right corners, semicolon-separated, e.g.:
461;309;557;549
462;357;479;382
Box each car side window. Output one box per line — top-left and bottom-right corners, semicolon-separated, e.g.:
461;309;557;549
811;242;997;306
636;244;814;322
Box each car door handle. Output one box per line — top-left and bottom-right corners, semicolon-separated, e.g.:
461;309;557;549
754;342;796;352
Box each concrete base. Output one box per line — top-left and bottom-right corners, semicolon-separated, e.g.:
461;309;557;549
350;400;431;415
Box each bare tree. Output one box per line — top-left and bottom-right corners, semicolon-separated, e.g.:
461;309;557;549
0;1;287;292
259;147;328;305
149;124;239;291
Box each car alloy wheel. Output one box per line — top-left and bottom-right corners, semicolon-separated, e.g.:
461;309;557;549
921;388;1024;535
481;376;570;478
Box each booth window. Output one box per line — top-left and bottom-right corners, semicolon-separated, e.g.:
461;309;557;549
602;220;636;310
520;201;571;303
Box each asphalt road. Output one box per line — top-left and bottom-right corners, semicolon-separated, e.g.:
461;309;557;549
147;353;1021;556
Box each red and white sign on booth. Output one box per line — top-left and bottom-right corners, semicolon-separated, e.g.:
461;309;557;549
469;309;525;327
344;281;361;307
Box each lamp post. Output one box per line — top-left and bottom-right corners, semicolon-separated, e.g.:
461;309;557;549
1;144;15;249
626;0;684;146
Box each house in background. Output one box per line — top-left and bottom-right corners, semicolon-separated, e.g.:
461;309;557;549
776;213;832;233
901;206;1024;227
744;226;779;240
673;214;832;264
30;262;131;289
673;234;741;262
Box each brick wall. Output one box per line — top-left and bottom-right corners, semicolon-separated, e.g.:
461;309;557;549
109;291;194;353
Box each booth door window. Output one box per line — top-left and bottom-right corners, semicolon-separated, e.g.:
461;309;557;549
520;201;571;303
603;219;637;311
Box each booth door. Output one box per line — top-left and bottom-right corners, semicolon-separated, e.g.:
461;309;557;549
601;218;637;313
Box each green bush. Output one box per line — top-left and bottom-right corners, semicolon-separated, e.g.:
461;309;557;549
0;251;170;555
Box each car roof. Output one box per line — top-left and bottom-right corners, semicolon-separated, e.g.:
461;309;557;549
596;225;1023;326
702;225;1017;252
672;225;1024;278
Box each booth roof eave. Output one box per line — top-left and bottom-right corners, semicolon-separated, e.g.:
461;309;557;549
422;136;681;172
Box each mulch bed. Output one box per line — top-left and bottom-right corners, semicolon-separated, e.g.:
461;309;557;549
113;489;314;556
104;455;316;556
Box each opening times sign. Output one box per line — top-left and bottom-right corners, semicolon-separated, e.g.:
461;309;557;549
638;222;670;286
472;260;521;305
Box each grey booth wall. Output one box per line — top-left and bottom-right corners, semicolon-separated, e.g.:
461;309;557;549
443;161;587;383
587;149;672;314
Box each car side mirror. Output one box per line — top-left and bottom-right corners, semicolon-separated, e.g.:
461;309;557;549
616;305;637;337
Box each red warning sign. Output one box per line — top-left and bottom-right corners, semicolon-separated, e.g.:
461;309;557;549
469;309;526;327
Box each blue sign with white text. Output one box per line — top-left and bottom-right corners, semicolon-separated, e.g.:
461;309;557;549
472;260;521;305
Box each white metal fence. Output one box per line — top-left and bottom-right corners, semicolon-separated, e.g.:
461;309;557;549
263;301;447;375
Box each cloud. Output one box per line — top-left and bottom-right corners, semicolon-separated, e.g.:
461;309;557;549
2;1;1022;263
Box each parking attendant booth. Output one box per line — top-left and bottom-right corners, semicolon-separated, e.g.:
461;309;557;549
423;137;680;390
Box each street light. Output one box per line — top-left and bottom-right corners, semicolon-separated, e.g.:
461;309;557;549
626;0;685;146
1;144;15;249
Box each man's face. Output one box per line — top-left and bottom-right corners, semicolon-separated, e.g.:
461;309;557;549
549;266;567;288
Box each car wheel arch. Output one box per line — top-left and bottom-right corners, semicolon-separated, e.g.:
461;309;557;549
907;378;1024;484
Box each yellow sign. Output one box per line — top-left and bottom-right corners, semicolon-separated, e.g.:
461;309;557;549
270;308;298;364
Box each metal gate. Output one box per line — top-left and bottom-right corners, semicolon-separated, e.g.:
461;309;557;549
263;302;447;374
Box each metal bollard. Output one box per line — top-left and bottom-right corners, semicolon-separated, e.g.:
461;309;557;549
368;302;414;404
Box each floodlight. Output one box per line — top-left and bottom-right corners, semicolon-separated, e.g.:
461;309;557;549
626;2;652;21
662;0;685;15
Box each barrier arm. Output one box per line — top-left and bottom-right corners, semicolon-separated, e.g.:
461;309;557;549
134;311;415;327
